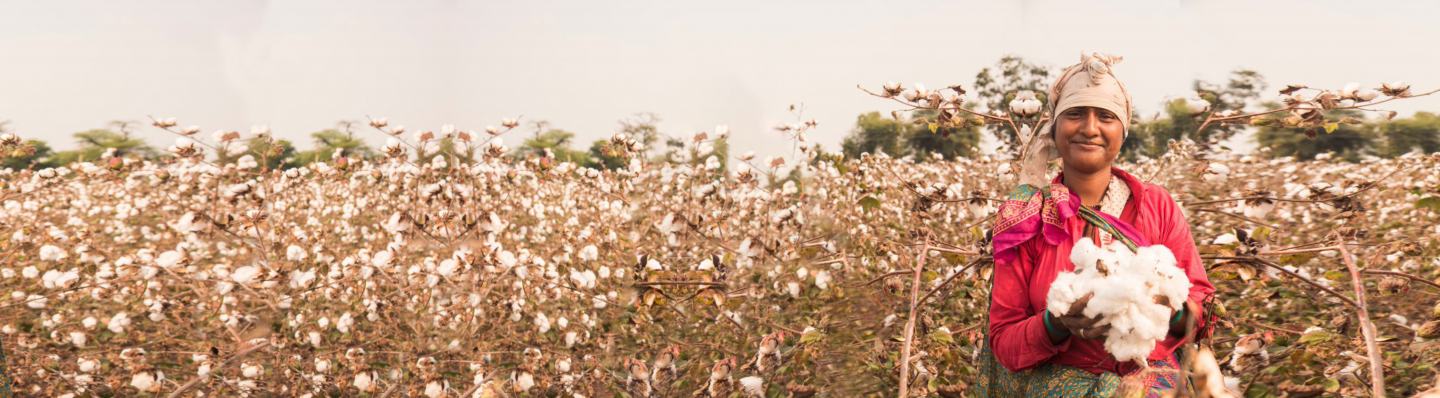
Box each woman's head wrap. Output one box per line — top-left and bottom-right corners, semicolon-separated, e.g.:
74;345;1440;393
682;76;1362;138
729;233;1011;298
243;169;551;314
1040;52;1134;138
1017;52;1133;187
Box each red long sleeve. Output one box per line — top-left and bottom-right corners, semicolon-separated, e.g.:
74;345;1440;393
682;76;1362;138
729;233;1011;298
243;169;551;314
988;243;1071;372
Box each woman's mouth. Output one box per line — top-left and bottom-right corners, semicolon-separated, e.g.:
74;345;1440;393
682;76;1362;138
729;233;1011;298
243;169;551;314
1072;141;1105;151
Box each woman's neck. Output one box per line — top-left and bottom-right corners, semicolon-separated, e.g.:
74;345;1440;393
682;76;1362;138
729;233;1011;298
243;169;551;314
1062;167;1113;207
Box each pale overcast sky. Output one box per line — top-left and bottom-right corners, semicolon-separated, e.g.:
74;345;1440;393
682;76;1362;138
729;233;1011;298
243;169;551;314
2;0;1438;159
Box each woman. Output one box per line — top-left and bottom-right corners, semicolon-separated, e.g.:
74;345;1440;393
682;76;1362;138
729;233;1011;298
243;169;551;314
974;53;1215;397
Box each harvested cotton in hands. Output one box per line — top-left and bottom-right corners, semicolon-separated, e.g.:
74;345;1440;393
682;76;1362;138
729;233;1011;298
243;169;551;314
1045;239;1190;367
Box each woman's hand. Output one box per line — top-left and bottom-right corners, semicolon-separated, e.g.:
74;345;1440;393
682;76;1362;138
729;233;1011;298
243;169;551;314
1050;292;1110;340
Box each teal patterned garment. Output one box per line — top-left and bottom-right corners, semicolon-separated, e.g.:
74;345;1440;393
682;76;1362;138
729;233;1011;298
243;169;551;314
971;343;1181;397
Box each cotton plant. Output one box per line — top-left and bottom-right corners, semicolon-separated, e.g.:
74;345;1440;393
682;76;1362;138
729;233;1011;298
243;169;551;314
1046;239;1191;367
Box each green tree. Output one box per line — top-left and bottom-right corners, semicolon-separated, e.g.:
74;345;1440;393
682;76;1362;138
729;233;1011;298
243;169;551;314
586;139;628;170
291;129;374;165
244;136;298;170
841;112;907;159
903;109;979;160
1;139;55;170
1378;111;1440;156
519;128;591;164
841;111;979;160
1256;108;1377;161
49;129;158;165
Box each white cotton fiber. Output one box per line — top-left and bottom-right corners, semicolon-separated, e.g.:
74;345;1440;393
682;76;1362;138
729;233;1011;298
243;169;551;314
1045;272;1087;317
1045;239;1191;367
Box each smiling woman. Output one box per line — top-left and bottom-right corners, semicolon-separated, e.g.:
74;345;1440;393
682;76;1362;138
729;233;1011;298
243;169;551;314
975;53;1215;397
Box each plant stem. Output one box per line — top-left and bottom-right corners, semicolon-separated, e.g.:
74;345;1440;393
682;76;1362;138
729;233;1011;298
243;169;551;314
897;239;930;398
1338;243;1385;397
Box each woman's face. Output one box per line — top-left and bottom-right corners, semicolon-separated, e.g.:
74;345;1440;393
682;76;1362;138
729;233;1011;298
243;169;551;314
1054;106;1124;174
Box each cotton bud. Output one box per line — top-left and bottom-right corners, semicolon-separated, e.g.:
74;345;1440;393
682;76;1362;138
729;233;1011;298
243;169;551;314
1008;90;1043;117
904;84;928;102
882;81;904;97
180;126;201;136
78;358;99;373
1202;163;1230;183
1183;97;1211;115
39;244;67;261
1341;82;1361;99
152;117;178;128
0;133;19;146
208;130;240;143
739;376;765;397
108;312;132;334
424;381;445;398
485;126;501;135
369;117;389;129
1354;88;1380;102
241;363;262;378
171;137;208;156
1380;81;1411;97
155;249;187;268
232;265;261;284
534;312;552;334
353;371;377;392
287;245;308;261
26;294;47;309
501;118;520;129
131;371;162;392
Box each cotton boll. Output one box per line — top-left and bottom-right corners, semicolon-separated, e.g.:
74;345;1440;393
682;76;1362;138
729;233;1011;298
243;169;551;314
1104;334;1157;368
739;376;765;397
1053;241;1189;366
1134;245;1190;310
1045;272;1089;316
1083;273;1147;320
1068;239;1105;273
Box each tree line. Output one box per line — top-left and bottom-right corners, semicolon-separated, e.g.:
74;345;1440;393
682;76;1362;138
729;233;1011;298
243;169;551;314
3;56;1437;171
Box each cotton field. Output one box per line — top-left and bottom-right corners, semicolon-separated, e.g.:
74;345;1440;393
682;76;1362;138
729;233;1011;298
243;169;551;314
1;127;1439;397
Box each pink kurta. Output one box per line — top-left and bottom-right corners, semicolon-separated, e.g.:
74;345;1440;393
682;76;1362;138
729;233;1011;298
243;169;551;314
987;168;1215;375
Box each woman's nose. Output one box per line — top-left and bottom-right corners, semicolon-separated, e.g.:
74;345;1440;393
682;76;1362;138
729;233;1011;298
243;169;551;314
1078;112;1101;137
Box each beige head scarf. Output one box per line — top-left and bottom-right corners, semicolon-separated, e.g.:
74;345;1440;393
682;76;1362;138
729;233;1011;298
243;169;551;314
1016;52;1134;187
